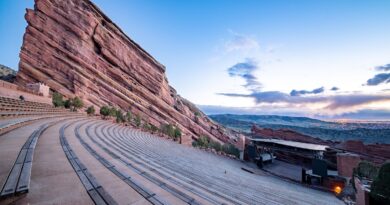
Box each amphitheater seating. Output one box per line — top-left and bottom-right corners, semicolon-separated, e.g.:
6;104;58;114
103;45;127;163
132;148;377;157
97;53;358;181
0;124;49;198
0;96;69;117
59;124;118;205
0;116;344;204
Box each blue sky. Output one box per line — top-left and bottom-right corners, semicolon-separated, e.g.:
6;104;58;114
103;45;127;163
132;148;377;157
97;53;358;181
1;0;390;120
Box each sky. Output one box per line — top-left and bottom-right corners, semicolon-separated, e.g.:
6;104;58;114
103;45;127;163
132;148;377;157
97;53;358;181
0;0;390;120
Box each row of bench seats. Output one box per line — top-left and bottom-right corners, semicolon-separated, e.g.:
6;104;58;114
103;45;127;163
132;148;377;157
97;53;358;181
0;124;50;198
98;122;309;204
86;122;205;205
59;123;118;205
76;123;169;205
0;96;70;118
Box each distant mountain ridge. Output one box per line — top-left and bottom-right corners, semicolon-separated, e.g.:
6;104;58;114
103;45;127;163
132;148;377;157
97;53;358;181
209;114;390;144
0;64;16;82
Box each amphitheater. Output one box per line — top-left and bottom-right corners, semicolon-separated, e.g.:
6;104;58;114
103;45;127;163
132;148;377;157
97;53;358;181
0;96;344;205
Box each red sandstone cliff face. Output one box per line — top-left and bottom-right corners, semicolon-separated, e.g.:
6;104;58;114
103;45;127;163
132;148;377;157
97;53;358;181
16;0;235;144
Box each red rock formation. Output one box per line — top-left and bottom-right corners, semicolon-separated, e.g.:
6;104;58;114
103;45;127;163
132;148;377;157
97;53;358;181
16;0;235;144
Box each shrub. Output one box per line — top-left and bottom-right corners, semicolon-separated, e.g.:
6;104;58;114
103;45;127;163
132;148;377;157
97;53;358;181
100;106;110;119
222;144;240;158
143;123;152;131
209;140;222;152
370;162;390;203
150;124;159;133
195;135;210;148
160;124;176;138
86;106;95;115
192;136;239;157
115;110;125;123
52;92;64;107
125;111;132;122
173;127;182;141
134;115;142;127
72;97;84;111
109;107;117;117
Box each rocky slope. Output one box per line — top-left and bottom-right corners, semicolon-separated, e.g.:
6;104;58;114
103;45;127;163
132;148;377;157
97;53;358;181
0;64;16;82
15;0;235;144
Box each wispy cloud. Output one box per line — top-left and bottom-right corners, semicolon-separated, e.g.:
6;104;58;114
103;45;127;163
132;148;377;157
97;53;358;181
365;63;390;86
375;63;390;71
290;87;324;96
366;73;390;86
219;91;390;113
224;31;259;52
227;58;262;92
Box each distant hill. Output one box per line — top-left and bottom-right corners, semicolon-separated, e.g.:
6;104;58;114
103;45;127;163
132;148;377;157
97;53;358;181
209;114;390;144
0;64;16;82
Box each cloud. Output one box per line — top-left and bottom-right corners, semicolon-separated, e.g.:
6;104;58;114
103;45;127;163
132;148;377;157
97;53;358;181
219;91;390;111
331;87;339;91
200;104;390;121
290;87;324;96
227;58;262;91
366;73;390;86
375;63;390;71
225;31;259;52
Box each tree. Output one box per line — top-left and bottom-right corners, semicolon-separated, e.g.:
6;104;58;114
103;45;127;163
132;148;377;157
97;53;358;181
356;161;378;179
370;162;390;203
72;97;84;111
100;106;110;119
86;106;95;115
64;99;71;109
52;92;64;107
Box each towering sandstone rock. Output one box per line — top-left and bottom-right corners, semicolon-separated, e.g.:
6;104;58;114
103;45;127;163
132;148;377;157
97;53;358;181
16;0;234;144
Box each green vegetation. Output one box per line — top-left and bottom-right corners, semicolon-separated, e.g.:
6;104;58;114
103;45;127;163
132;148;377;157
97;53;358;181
64;99;71;109
125;111;132;122
150;124;159;133
52;92;64;107
143;123;152;131
370;162;390;203
86;106;95;115
160;123;181;141
192;135;240;158
134;115;142;127
109;107;117;117
100;106;110;119
72;97;84;111
115;110;125;123
355;161;378;179
174;127;182;140
52;92;84;111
